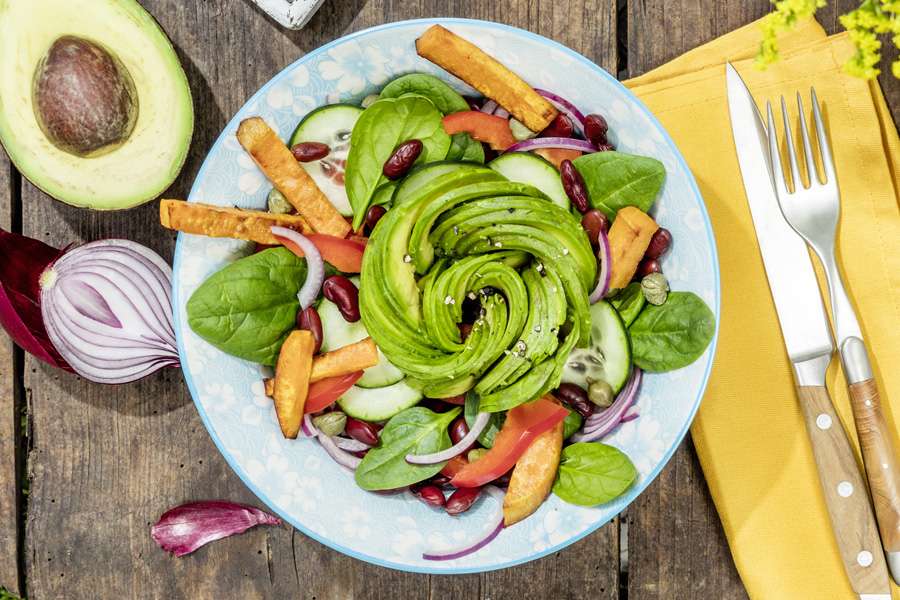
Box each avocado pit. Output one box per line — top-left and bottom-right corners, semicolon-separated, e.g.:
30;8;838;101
32;35;138;157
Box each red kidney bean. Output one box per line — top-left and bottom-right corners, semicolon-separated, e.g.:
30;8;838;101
365;205;387;233
322;275;360;322
383;139;423;180
644;228;672;260
560;159;590;214
445;487;482;515
596;142;615;152
584;113;609;146
442;395;467;406
541;113;574;138
449;417;471;446
555;383;594;418
581;209;609;244
636;258;662;279
419;398;455;413
458;323;473;341
345;417;379;446
291;141;330;162
296;306;323;354
492;470;513;488
464;97;482;111
429;473;452;487
411;484;446;508
254;243;277;254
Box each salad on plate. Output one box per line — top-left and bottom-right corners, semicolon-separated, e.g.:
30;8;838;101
161;24;715;560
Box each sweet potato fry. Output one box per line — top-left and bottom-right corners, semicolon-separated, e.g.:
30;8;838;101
416;25;557;132
159;200;312;243
236;117;350;238
607;206;659;290
503;418;563;526
310;337;378;382
273;330;316;439
264;378;275;397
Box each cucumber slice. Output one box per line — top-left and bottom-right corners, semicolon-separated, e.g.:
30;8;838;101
289;104;363;216
338;379;423;421
560;300;631;393
488;152;569;209
318;297;404;389
393;161;485;206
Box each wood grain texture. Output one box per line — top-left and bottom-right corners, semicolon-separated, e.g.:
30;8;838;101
849;378;900;551
797;385;890;595
0;144;21;596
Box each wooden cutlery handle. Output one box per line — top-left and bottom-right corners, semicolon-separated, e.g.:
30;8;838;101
848;378;900;552
797;385;889;594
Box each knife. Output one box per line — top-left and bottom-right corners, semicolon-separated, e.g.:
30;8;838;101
726;62;891;600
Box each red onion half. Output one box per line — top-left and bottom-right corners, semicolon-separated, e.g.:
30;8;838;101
151;501;281;557
39;239;178;384
270;226;324;311
406;412;490;465
571;369;642;442
423;486;505;561
589;228;612;303
505;137;597;155
534;89;587;135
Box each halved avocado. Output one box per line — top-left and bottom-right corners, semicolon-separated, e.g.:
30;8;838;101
0;0;193;209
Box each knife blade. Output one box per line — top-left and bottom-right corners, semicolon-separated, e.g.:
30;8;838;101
726;62;891;600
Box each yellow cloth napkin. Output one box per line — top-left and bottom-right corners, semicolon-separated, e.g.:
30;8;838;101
625;18;900;600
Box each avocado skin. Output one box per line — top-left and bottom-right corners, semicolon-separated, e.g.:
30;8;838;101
360;163;596;410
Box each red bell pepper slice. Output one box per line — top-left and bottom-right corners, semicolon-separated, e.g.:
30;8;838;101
276;233;366;274
440;455;469;478
450;396;568;488
304;371;363;414
442;111;516;151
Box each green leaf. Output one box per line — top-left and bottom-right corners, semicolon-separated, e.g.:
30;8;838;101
562;408;583;440
552;442;637;506
445;132;485;163
346;95;451;229
609;282;646;327
186;248;306;366
380;73;470;115
573;151;666;220
628;291;715;372
355;406;461;490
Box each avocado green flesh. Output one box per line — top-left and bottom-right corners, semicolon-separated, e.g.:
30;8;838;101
0;0;193;209
360;164;597;412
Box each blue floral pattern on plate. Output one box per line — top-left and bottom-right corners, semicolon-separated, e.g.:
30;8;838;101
172;18;720;574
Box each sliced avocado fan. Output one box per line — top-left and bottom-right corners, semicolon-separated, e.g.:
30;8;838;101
359;163;597;411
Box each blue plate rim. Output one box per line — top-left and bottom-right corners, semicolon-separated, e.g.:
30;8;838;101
172;16;721;575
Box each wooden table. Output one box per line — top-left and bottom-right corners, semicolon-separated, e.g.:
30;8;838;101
1;1;897;598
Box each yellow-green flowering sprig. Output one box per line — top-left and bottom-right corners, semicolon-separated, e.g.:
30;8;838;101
757;0;900;79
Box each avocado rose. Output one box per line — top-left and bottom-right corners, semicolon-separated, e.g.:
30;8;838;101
359;164;596;410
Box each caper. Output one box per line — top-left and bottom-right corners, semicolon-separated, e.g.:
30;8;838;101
641;272;669;306
587;379;614;408
267;188;293;214
313;411;347;437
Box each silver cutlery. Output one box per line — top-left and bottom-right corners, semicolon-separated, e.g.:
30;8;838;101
726;63;891;600
766;89;900;584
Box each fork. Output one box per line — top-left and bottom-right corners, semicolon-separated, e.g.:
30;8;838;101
766;90;900;582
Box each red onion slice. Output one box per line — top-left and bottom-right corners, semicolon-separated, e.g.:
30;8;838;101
317;432;362;470
151;501;281;557
39;240;179;384
301;414;318;437
334;436;371;452
270;226;324;311
480;99;498;114
423;486;505;561
534;89;587;135
505;137;597;155
406;412;490;465
493;107;510;119
571;369;642;442
589;228;612;303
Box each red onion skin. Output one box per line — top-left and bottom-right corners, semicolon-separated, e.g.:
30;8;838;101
0;229;71;369
151;501;281;557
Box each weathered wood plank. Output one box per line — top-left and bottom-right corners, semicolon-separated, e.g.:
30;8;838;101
0;146;21;595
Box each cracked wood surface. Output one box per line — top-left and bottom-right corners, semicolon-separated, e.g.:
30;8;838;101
0;0;896;598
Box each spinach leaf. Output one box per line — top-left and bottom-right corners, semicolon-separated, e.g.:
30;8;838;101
562;408;583;440
465;393;505;448
610;282;646;327
573;151;666;220
346;95;451;229
552;442;637;506
380;73;470;115
446;132;485;163
628;291;715;372
187;248;306;366
355;406;460;490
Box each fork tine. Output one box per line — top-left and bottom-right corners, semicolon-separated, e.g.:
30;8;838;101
795;92;817;186
810;87;837;185
766;101;791;198
780;96;802;191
